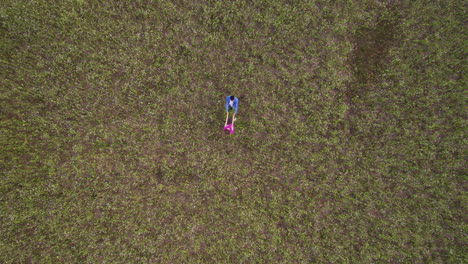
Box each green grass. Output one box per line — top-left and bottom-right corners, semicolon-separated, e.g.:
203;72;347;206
1;0;466;263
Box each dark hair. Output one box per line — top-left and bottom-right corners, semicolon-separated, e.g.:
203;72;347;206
224;129;230;134
230;95;235;101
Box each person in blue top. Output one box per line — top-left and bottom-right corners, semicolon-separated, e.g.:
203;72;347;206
225;95;238;128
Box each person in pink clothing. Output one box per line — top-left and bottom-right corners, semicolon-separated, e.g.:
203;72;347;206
223;117;236;134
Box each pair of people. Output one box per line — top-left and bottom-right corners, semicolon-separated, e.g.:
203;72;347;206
224;95;238;134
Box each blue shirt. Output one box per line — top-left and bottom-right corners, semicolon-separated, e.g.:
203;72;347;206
225;96;239;114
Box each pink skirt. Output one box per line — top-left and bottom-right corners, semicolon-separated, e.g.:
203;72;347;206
223;124;234;134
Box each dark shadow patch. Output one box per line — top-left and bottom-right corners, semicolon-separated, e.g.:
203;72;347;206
346;17;398;101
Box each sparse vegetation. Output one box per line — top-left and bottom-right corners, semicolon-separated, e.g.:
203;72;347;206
1;0;465;263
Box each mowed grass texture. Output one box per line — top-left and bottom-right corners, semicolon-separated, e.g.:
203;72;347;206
1;0;465;263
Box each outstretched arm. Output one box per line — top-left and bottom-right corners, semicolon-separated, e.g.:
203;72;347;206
225;112;229;126
231;113;236;129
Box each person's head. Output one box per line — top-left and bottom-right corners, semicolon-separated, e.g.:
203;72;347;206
230;95;235;101
224;129;230;135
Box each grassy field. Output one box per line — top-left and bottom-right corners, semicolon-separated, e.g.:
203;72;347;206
1;0;466;263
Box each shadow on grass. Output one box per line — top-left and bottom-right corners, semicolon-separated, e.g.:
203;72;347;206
346;16;398;102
